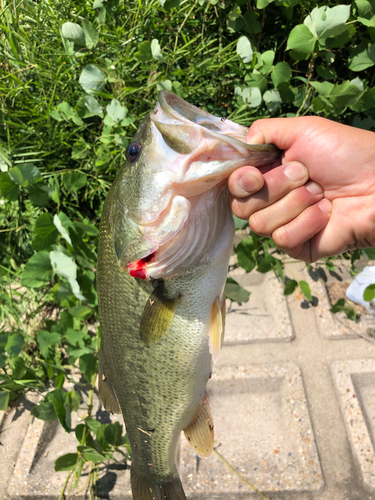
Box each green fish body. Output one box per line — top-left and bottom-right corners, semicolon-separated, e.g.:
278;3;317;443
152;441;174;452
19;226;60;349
97;91;280;500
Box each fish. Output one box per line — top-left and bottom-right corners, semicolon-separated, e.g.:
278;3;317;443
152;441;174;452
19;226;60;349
97;91;280;500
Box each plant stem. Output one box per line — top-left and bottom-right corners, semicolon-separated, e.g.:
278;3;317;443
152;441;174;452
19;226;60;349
58;470;72;500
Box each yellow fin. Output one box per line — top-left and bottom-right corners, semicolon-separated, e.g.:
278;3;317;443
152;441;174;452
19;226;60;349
139;283;178;345
98;354;121;414
183;393;214;457
209;293;225;364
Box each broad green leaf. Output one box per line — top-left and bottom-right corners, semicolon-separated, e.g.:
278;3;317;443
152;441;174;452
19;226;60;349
77;445;106;463
243;9;261;34
237;36;253;63
151;39;165;62
20;251;53;287
263;89;282;113
135;41;152;63
304;5;350;39
310;81;334;96
62;22;86;47
284;279;298;295
69;306;92;319
233;215;248;230
31;399;57;421
0;172;19;201
5;333;24;358
363;284;375;301
55;373;65;390
0;391;9;411
287;25;316;60
55;453;78;471
37;330;61;357
64;328;87;346
242;87;262;107
157;80;172;91
106;99;127;123
316;65;336;80
257;254;278;273
53;214;72;245
257;0;273;8
236;237;257;272
9;163;42;186
79;65;106;95
74;221;99;236
85;417;103;435
79;353;97;384
329;81;361;107
28;183;53;206
349;43;375;72
355;0;375;17
271;62;292;88
84;96;103;116
245;71;268;92
224;278;250;303
63;172;87;191
49;252;85;300
57;102;84;126
299;280;312;301
82;20;99;49
364;248;375;259
32;213;58;251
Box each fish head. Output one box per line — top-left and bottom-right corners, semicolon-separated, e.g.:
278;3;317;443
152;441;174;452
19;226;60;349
108;91;281;280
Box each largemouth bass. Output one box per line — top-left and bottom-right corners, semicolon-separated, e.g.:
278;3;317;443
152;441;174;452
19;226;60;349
97;91;280;500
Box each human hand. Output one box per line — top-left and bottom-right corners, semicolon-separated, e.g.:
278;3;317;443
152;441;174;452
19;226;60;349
229;117;375;262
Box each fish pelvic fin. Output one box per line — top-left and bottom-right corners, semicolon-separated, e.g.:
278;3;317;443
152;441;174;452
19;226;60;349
130;467;186;500
183;393;214;457
139;282;179;345
98;354;121;414
209;293;226;364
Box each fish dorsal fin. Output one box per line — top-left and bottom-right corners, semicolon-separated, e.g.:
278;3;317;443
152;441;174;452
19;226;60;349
209;293;226;364
183;393;214;457
98;354;121;414
139;282;179;345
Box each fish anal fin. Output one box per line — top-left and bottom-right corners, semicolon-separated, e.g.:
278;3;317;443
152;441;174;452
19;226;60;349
131;466;186;500
209;293;225;364
183;393;214;457
139;283;178;345
98;354;121;414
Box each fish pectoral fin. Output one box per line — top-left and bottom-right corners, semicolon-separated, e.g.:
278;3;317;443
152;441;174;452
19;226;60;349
98;354;121;414
139;283;178;345
209;293;226;364
183;393;214;457
131;467;186;500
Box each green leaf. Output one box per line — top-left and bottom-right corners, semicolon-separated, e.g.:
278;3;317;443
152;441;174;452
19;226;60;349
63;172;87;191
82;20;99;49
287;24;316;60
236;237;257;272
79;353;97;384
0;172;19;201
363;284;375;301
271;62;292;88
329;81;361;107
62;22;86;47
31;399;57;421
69;306;92;319
284;279;298;295
64;328;87;346
55;373;65;390
106;99;127;123
77;445;106;463
84;96;103;116
299;280;312;301
0;391;10;411
37;330;61;357
364;248;375;259
53;214;72;246
55;453;79;471
50;251;85;300
304;5;350;39
20;251;53;288
157;80;172;91
257;254;278;273
256;0;273;8
151;39;165;62
28;183;54;206
310;81;335;96
85;417;103;435
32;213;58;251
237;36;253;63
349;43;375;72
316;65;337;80
135;41;152;63
263;89;282;113
233;214;248;230
9;163;42;187
79;64;106;95
243;9;261;34
242;87;262;107
224;277;250;303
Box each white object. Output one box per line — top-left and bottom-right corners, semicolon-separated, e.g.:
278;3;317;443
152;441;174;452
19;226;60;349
346;265;375;314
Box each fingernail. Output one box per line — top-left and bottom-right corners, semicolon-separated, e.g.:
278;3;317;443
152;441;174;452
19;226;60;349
238;172;261;194
283;162;307;182
305;181;323;195
318;199;332;214
247;132;264;145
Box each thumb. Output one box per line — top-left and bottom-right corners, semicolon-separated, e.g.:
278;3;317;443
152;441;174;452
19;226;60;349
247;117;309;151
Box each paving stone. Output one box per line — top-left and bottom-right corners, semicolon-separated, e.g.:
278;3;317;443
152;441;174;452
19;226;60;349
331;359;375;491
225;269;294;343
180;363;323;498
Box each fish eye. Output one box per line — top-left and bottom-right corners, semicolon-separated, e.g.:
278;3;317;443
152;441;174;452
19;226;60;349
126;142;142;163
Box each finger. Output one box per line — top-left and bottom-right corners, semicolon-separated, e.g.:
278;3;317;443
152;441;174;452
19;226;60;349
246;117;313;150
272;199;332;261
231;161;309;220
228;166;264;198
249;181;324;236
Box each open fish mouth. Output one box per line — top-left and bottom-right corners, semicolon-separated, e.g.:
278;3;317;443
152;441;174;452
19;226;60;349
121;91;281;280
